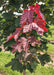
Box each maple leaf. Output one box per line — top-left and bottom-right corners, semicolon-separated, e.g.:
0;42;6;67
28;9;33;23
32;23;44;36
34;3;40;14
34;4;45;20
30;4;40;13
23;24;32;33
34;17;48;32
11;37;29;53
23;22;44;36
20;9;28;25
20;37;29;52
11;42;22;53
29;4;45;20
30;4;40;17
20;9;33;24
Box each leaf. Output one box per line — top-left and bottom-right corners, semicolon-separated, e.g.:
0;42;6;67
27;36;41;46
23;24;32;33
34;17;48;32
21;37;29;52
39;11;45;20
11;37;29;53
20;9;33;24
32;23;44;36
23;22;44;36
28;9;33;23
11;42;22;53
5;58;23;72
20;10;28;24
38;53;51;66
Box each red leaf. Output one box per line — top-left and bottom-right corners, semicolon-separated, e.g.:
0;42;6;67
34;17;48;32
38;25;48;32
39;11;45;20
29;6;34;11
30;4;45;20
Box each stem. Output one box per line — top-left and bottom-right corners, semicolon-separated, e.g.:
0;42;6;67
23;70;26;75
23;52;27;75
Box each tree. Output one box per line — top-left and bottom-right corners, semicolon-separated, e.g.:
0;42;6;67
0;0;53;75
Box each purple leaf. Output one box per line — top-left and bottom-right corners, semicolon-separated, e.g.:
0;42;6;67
28;9;33;23
20;10;28;24
23;22;44;36
20;9;33;24
20;37;29;52
27;36;41;46
11;37;29;53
